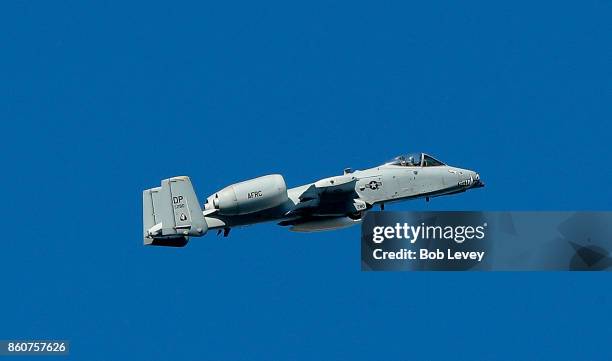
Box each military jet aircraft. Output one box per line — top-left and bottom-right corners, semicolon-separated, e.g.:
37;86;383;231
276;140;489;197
143;153;484;246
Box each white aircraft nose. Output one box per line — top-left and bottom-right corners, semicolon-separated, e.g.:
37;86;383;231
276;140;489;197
470;171;484;188
458;169;484;188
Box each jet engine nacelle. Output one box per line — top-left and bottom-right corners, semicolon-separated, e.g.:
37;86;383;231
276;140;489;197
210;174;289;215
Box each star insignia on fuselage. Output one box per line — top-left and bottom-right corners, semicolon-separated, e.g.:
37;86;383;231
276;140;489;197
365;180;382;190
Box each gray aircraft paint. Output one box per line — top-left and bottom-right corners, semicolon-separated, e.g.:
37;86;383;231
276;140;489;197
142;153;484;246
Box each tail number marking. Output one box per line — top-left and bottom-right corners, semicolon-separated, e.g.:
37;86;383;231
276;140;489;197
173;195;186;209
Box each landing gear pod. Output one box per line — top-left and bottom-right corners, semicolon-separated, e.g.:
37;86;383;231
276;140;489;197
142;176;208;246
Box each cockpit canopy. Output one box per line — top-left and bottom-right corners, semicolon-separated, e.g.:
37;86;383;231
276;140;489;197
385;153;445;167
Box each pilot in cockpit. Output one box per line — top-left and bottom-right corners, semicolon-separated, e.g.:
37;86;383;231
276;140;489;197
386;153;445;167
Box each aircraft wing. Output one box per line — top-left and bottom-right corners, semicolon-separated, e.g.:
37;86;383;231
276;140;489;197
288;174;367;216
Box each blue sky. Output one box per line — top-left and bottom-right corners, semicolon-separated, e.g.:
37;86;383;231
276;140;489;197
1;1;611;360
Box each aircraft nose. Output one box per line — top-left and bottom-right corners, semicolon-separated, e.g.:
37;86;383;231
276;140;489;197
472;171;484;188
458;169;484;188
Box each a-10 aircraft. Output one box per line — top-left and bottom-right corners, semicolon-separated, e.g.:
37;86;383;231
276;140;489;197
143;152;484;246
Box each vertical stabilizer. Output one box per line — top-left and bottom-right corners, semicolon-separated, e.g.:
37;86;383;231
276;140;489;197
142;176;208;246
